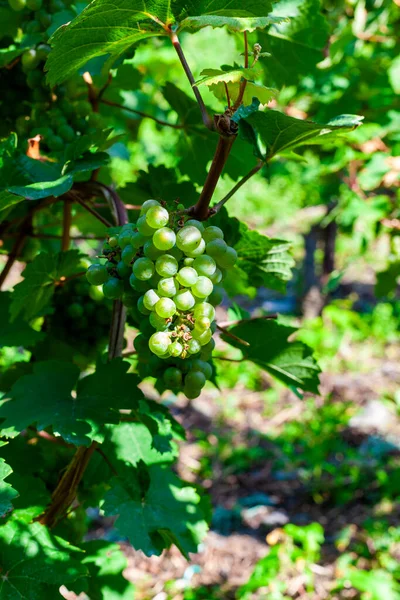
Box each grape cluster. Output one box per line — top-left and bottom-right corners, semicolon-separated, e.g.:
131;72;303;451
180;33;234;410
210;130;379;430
86;200;237;398
4;0;104;149
48;278;112;358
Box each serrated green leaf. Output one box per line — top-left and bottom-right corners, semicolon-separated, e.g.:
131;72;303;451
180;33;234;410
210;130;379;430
221;319;321;393
180;14;285;32
0;519;87;599
0;191;25;222
231;98;261;123
63;152;110;176
206;78;277;107
260;0;330;87
0;456;18;517
0;293;44;348
8;174;74;200
0;359;143;445
102;463;210;557
10;250;84;322
243;110;363;160
71;540;135;600
196;65;262;87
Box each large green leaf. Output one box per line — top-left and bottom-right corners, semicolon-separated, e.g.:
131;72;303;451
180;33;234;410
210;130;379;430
242;110;363;161
221;319;321;393
10;250;85;322
196;66;277;106
0;519;87;599
260;0;330;87
0;293;44;348
45;0;281;86
0;455;18;518
102;463;210;557
70;541;135;600
0;359;143;445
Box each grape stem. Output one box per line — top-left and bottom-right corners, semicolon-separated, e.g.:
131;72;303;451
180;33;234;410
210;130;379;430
72;193;113;228
211;161;265;215
100;98;185;130
169;31;213;131
217;324;250;347
217;314;278;328
37;192;128;529
232;31;249;111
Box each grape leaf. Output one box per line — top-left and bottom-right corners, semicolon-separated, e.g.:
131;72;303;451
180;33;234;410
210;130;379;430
260;0;330;87
0;191;25;222
0;293;44;348
69;541;135;600
180;14;286;32
196;66;278;106
0;519;87;599
0;456;18;518
242;110;363;160
196;66;263;87
221;319;321;393
102;463;210;557
375;261;400;297
10;250;85;322
0;359;144;445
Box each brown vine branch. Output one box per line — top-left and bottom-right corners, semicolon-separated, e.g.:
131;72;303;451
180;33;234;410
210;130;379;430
216;324;250;347
100;98;184;130
38;188;128;529
73;195;113;228
169;31;213;131
189;136;236;220
217;314;278;328
213;356;243;363
211;161;265;215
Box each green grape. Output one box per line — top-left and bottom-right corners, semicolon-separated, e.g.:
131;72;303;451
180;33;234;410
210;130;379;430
134;334;150;354
146;205;169;229
116;261;131;278
185;219;204;232
121;291;137;308
205;239;227;259
191;359;212;379
210;268;223;284
184;238;206;258
132;257;155;281
200;338;215;361
89;285;104;302
193;255;216;277
155;297;176;318
108;236;119;248
129;273;149;292
185;370;206;389
192;276;213;299
149;312;169;331
174;289;195;311
140;199;160;215
153;227;176;251
87;113;103;127
183;386;201;400
203;226;224;243
143;289;160;311
21;49;40;71
137;215;154;236
169;340;183;357
208;286;224;306
103;277;124;299
176;226;202;253
187;338;201;355
183;257;194;266
176;267;198;287
74;100;92;117
163;367;182;389
191;328;212;346
117;229;133;249
149;332;171;356
26;70;42;90
194;302;215;321
143;240;164;260
215;246;237;269
67;303;84;319
56;124;75;142
131;231;147;249
36;9;52;27
158;277;178;298
121;244;135;265
25;19;41;32
137;296;151;315
194;316;211;333
8;0;26;10
155;254;178;277
86;264;108;285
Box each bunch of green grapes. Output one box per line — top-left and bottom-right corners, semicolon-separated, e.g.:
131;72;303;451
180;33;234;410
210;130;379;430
86;200;237;398
48;278;112;356
5;0;104;149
